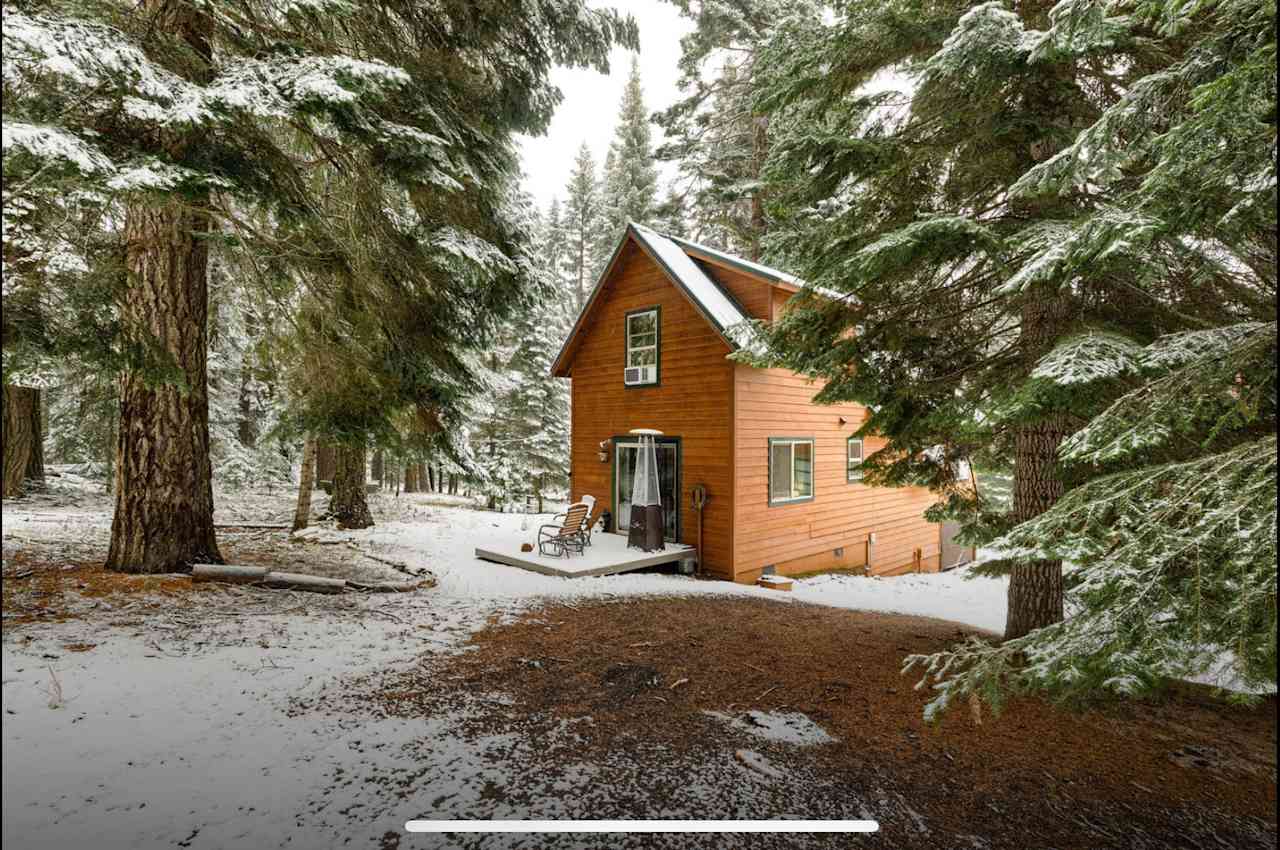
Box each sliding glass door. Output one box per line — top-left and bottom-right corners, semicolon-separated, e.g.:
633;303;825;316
614;439;680;542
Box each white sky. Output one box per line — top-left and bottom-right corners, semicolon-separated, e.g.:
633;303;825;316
517;0;695;211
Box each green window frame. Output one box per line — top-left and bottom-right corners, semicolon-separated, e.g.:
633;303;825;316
624;307;660;386
847;437;864;482
768;437;815;506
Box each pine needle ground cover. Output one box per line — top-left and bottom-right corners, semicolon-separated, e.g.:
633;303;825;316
353;596;1277;849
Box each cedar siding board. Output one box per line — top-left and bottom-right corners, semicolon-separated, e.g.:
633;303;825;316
696;261;776;323
732;363;940;582
556;227;941;584
566;240;737;579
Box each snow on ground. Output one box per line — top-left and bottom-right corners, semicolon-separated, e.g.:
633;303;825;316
704;710;838;747
0;480;1030;849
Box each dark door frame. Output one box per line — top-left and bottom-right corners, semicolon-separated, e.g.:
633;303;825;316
610;434;682;542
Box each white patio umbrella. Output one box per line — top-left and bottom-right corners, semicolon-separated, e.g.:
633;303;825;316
627;428;666;552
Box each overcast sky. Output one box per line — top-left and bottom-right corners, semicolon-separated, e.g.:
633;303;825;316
516;0;695;211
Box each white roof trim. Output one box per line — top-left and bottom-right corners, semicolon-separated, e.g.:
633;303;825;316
666;232;804;288
629;223;749;336
551;224;775;377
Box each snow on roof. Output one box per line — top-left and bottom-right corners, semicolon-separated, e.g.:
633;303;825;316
552;223;791;376
666;232;803;288
667;231;853;305
629;223;748;336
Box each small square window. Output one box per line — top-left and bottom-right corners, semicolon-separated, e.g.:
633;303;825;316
769;438;815;505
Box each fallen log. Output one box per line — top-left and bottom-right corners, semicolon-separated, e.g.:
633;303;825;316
346;577;436;594
191;564;269;584
214;523;292;531
260;570;347;594
191;564;344;594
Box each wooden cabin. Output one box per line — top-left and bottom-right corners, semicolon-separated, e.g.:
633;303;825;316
551;223;966;583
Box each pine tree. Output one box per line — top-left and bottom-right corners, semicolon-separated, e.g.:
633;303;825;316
599;57;659;243
656;0;819;257
562;143;603;311
654;186;690;239
543;198;575;324
3;0;637;566
747;0;1271;640
506;209;572;509
750;0;1274;708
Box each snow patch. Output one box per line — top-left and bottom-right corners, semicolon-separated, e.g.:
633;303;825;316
706;710;837;747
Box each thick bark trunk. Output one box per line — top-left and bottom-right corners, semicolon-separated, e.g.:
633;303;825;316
24;388;44;484
331;444;372;529
292;436;317;532
315;441;336;486
2;385;36;498
404;462;417;492
105;0;220;574
107;197;223;573
1004;297;1072;640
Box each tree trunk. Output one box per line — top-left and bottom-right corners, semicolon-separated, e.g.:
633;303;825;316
315;441;336;486
106;197;223;573
330;444;372;529
24;388;44;484
748;113;769;262
236;368;257;447
292;436;317;532
105;0;221;574
2;385;35;499
235;306;260;448
1004;297;1072;640
371;450;384;488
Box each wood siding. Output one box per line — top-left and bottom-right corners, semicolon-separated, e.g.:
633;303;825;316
564;241;737;578
696;261;775;322
732;363;941;582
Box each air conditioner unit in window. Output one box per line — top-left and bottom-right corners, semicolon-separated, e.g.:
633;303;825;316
624;365;655;385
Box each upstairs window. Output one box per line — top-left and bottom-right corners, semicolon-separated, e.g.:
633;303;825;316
624;308;659;386
769;438;814;505
847;437;864;482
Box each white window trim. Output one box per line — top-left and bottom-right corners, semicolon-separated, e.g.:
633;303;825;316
847;437;864;482
625;309;659;377
769;438;815;505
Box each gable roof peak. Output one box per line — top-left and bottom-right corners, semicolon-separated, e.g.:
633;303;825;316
550;224;752;377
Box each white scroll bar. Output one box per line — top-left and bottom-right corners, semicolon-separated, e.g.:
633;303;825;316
405;820;879;833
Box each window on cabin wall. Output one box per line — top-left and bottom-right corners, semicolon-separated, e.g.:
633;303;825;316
847;437;864;482
769;438;814;505
624;308;659;386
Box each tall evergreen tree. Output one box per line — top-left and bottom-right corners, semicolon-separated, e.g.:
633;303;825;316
543;197;574;324
656;0;819;258
3;0;637;568
750;0;1274;707
747;0;1271;641
562;143;603;311
599;57;659;242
